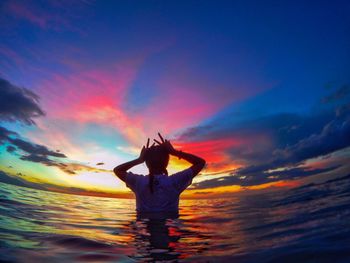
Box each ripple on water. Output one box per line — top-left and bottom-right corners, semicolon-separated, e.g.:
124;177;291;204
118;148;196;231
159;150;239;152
0;175;350;262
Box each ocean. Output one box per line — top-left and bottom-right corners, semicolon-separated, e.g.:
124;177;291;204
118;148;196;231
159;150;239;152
1;175;350;262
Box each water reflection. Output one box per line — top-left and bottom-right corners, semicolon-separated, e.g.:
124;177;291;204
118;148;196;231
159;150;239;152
1;177;350;262
129;211;211;261
132;218;180;261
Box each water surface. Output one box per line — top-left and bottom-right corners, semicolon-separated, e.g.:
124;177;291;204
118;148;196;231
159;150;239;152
1;175;350;262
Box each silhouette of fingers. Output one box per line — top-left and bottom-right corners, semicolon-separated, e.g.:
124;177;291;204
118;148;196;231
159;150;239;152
158;132;165;143
153;139;162;145
151;142;155;147
146;138;150;148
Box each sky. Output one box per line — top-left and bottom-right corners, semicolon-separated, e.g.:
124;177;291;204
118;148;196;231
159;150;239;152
0;0;350;198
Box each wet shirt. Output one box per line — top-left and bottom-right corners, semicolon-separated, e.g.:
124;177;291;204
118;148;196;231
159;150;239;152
124;168;194;213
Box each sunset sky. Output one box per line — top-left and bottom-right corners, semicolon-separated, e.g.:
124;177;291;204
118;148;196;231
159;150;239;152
0;0;349;198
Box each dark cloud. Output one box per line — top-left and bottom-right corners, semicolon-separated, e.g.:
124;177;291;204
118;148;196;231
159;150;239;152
0;124;70;166
192;108;349;189
0;78;45;125
177;111;334;159
6;145;16;153
55;162;110;175
8;137;66;158
0;78;70;173
335;103;350;117
0;78;109;178
180;90;350;189
273;107;350;165
96;162;104;165
19;153;55;165
178;86;350;149
191;166;340;189
192;105;350;189
0;125;17;143
177;109;338;169
1;124;109;176
3;136;68;169
322;85;350;103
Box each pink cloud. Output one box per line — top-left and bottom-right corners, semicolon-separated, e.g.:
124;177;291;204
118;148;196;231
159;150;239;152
37;57;147;144
26;118;89;161
171;137;244;174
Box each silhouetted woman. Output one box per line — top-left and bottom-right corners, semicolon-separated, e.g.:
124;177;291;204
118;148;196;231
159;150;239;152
113;133;206;217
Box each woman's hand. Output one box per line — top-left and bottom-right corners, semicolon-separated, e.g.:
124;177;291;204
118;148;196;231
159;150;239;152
154;132;176;154
138;138;151;162
153;132;205;177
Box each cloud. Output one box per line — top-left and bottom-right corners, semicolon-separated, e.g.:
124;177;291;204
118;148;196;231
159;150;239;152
37;60;146;145
54;162;110;175
322;85;350;103
1;125;66;164
176;110;334;172
192;106;349;188
179;91;350;188
3;135;68;169
1;125;109;176
19;153;56;165
6;145;16;153
0;77;45;125
0;76;109;176
191;166;340;189
273;107;350;165
0;126;17;143
8;137;66;158
177;111;333;149
0;76;112;178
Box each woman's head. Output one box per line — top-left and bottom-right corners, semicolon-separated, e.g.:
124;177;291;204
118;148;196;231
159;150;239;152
145;145;169;174
145;145;169;194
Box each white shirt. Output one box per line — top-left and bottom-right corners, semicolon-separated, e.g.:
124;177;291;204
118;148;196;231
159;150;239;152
124;168;194;213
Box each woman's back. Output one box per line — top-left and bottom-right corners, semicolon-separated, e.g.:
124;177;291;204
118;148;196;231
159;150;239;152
113;134;205;215
125;168;194;213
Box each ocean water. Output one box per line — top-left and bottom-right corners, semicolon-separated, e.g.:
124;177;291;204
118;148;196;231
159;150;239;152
1;175;350;263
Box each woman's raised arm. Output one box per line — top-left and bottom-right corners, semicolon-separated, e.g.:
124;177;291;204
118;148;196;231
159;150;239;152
113;138;150;182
